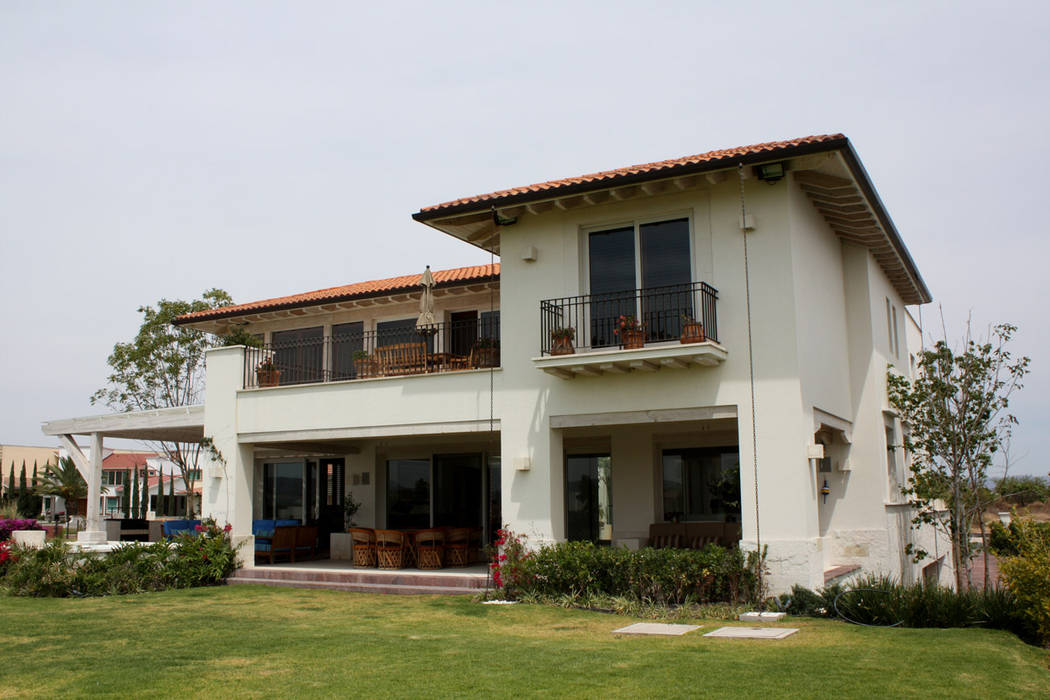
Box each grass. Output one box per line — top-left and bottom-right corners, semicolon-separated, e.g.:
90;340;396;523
1;586;1048;699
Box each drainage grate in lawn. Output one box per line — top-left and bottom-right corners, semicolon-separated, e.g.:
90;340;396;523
612;623;702;636
703;627;799;640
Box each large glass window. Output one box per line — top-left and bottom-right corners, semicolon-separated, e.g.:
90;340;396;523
386;459;431;530
565;454;613;543
331;321;364;380
662;447;740;522
433;454;482;528
262;462;305;521
272;326;324;384
376;319;433;353
588;218;692;347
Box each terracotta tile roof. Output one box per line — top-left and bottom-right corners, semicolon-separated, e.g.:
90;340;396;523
102;453;156;470
174;263;500;324
416;134;847;217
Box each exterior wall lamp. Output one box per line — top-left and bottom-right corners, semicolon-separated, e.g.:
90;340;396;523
754;162;787;183
820;479;831;504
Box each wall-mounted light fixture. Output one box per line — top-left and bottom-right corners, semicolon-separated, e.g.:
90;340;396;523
820;479;831;504
754;162;787;183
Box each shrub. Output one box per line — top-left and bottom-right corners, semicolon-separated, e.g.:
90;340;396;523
0;518;237;597
997;519;1050;646
0;518;44;542
490;532;765;606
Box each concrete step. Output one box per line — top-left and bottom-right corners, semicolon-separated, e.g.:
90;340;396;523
227;565;489;595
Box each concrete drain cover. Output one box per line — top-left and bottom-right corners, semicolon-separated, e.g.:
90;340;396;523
703;626;799;640
612;623;701;636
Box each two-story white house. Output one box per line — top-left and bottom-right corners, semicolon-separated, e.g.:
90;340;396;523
44;134;948;591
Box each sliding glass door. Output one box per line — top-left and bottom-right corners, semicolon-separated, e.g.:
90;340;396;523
565;454;612;543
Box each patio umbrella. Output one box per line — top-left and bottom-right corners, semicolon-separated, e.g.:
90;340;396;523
416;265;437;331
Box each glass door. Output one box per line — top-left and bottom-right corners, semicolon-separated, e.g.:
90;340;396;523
565;454;612;543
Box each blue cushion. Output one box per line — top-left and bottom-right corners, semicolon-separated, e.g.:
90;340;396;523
255;543;291;553
255;529;274;539
252;519;276;536
275;519;300;528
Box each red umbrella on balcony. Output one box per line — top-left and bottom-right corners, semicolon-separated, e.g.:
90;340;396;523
416;265;436;331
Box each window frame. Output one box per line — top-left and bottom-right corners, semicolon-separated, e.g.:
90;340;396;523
582;212;695;297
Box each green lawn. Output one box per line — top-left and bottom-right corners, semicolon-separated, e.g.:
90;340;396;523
1;586;1047;699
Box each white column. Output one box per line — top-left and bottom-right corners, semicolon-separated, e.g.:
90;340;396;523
81;433;106;543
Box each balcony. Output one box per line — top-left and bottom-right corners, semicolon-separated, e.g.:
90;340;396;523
535;281;726;379
243;317;499;389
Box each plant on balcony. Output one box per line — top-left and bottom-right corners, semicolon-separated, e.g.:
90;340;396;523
473;337;499;367
255;357;281;387
550;327;576;356
614;315;646;349
680;313;705;344
352;351;375;379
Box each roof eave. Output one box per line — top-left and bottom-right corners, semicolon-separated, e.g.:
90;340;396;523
412;136;850;222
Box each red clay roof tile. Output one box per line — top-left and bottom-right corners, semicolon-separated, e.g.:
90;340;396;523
175;263;499;324
417;134;846;215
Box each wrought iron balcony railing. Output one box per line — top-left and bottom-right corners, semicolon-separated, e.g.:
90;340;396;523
539;281;718;355
243;316;500;389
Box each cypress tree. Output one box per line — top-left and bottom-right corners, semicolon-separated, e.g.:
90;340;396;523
168;469;176;516
131;467;139;520
18;461;27;497
7;462;15;502
140;467;148;518
123;469;131;518
31;461;38;489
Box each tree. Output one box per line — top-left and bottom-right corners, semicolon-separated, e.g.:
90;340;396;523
6;462;14;503
17;460;42;518
91;289;233;518
888;321;1030;591
37;456;88;537
140;467;149;519
122;469;132;518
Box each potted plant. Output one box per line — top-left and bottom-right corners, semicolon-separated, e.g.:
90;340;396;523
352;350;375;378
680;313;705;344
474;337;499;368
614;315;646;349
255;357;281;387
550;327;576;356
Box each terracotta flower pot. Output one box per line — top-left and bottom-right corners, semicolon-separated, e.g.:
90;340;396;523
256;368;281;387
621;329;645;349
551;336;575;356
680;322;705;344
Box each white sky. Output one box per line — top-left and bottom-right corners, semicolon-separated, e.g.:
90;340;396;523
1;1;1047;477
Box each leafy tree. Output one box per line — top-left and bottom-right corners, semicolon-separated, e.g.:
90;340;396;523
888;322;1030;591
37;456;88;537
91;289;233;518
996;475;1050;506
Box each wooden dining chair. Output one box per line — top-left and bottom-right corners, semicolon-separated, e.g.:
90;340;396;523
374;529;407;569
445;528;471;567
413;529;445;569
349;528;377;567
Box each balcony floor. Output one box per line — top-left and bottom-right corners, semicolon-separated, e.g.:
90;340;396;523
532;340;727;379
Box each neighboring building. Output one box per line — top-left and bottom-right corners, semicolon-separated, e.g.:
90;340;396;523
0;443;58;514
44;134;951;591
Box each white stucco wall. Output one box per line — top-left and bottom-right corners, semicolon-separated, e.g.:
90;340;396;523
196;166;933;592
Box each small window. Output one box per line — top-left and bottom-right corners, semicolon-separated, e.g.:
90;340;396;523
886;426;900;499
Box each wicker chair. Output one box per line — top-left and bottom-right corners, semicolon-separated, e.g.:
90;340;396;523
350;528;377;567
445;528;471;567
413;529;445;569
375;529;407;569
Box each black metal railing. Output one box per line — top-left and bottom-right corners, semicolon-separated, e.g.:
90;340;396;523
244;316;500;389
539;281;718;355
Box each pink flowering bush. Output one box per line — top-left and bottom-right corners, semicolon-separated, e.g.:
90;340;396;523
489;529;533;599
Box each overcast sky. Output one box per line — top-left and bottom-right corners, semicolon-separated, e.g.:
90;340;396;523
2;1;1047;477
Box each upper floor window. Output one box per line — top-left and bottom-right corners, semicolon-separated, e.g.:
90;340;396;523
272;326;324;384
885;298;900;359
588;218;692;346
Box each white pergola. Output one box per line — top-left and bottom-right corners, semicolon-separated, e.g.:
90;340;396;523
41;406;204;543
